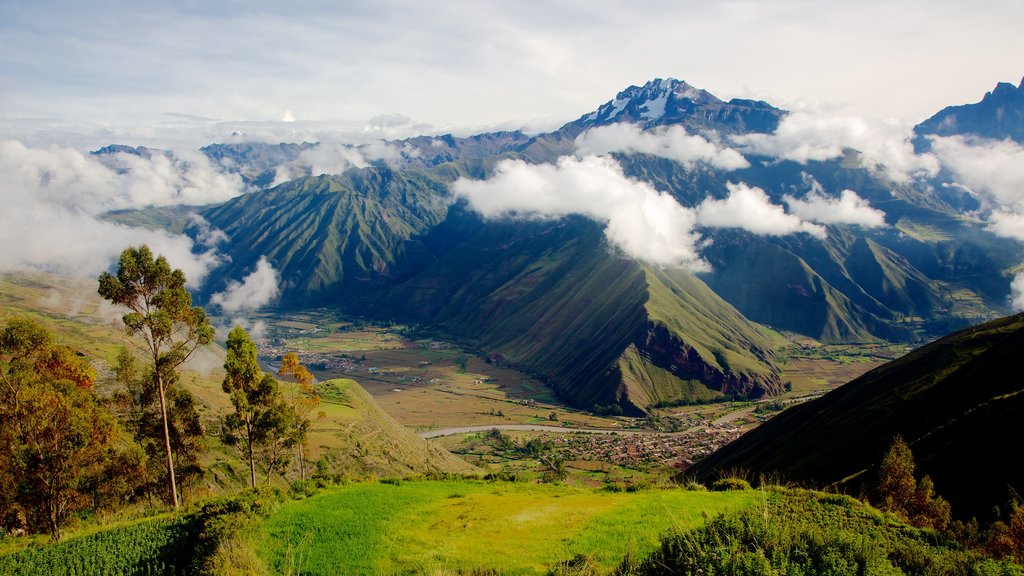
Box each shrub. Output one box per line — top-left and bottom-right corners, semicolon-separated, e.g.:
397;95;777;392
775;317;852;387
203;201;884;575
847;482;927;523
710;478;752;491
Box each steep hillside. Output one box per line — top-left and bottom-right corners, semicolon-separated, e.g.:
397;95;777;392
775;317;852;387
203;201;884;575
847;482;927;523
200;169;451;306
691;313;1024;520
370;208;783;414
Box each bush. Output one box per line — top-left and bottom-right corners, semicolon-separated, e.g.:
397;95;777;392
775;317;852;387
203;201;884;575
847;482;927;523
711;478;752;491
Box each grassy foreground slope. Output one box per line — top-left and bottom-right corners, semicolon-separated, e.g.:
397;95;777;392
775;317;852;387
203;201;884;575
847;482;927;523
692;313;1024;521
257;480;757;575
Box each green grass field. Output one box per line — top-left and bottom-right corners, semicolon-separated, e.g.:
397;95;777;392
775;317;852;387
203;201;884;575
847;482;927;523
257;480;757;575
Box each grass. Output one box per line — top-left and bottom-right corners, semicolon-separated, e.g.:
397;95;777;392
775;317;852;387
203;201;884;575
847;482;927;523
257;480;758;575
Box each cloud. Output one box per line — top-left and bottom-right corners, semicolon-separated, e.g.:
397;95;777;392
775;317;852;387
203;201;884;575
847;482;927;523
696;182;826;237
452;156;838;269
209;256;281;313
574;123;750;170
784;189;886;228
1011;273;1024;312
730;113;939;181
927;135;1024;240
0;139;236;285
452;155;708;269
270;139;422;185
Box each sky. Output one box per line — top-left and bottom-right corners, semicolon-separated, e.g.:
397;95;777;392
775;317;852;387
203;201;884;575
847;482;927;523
1;0;1022;147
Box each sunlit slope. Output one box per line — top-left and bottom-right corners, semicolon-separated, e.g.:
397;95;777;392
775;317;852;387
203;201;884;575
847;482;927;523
200;169;451;305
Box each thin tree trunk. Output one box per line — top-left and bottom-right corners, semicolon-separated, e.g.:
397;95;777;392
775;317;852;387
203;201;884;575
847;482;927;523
246;420;256;489
299;444;306;482
156;371;179;509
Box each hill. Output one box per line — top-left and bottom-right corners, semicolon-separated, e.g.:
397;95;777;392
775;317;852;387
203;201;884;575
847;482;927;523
0;272;473;485
690;313;1024;521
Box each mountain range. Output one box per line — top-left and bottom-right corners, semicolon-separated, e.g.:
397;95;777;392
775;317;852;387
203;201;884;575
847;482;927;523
101;77;1024;415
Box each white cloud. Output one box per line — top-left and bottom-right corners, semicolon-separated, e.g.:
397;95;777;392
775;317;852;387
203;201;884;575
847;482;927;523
452;156;839;269
730;113;939;181
270;139;421;185
1011;273;1024;311
696;182;826;237
784;189;886;228
927;136;1024;240
209;256;281;313
0;139;237;285
574;123;750;170
452;155;708;269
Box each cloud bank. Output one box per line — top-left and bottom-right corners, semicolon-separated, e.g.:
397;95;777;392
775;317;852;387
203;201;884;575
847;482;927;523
730;113;939;181
452;155;707;269
451;156;871;269
209;256;281;313
929;135;1024;240
0;139;242;284
574;123;750;170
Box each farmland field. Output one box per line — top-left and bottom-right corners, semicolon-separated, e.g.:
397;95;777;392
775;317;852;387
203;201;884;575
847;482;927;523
257;480;758;575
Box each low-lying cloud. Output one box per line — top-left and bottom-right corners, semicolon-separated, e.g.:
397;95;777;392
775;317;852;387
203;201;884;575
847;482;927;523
452;155;708;269
731;113;939;181
209;256;281;313
784;189;886;228
696;182;826;237
452;156;858;269
929;135;1024;240
1011;273;1024;312
270;139;424;186
574;123;750;170
0;139;241;284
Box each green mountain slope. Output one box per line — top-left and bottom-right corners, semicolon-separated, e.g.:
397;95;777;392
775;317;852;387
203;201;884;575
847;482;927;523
200;169;451;305
691;313;1024;520
370;209;783;414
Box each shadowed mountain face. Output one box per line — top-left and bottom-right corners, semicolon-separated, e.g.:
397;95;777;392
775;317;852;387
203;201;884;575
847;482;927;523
915;78;1024;146
691;313;1024;521
182;77;1023;414
366;207;783;414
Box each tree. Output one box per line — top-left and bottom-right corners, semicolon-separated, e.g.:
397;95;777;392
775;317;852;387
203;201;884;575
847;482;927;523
277;352;321;481
98;245;214;509
221;326;296;488
872;436;951;531
110;348;207;504
0;318;144;541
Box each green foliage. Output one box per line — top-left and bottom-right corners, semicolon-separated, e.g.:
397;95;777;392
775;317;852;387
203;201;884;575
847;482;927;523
221;326;300;488
98;245;214;509
0;516;199;576
629;490;1019;576
872;436;952;531
110;348;207;505
711;478;753;491
0;318;144;541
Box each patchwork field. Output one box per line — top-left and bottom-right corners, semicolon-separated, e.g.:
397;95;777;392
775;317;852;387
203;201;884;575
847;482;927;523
258;480;757;575
256;313;625;431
